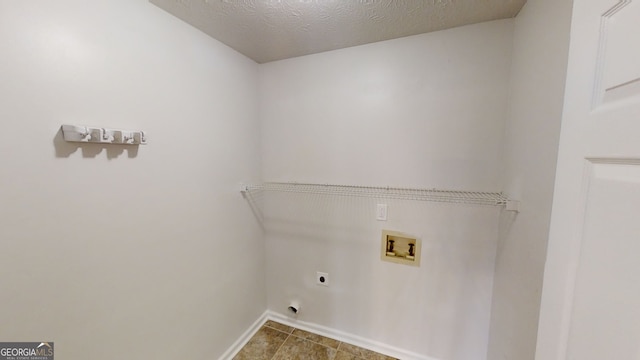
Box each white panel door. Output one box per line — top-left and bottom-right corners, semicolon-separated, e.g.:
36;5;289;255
536;1;640;360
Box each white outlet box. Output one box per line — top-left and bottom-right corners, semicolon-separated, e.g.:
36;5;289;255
376;204;388;221
316;271;329;286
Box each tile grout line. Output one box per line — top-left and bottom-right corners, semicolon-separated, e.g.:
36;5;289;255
266;324;369;360
289;331;341;351
288;330;366;359
288;333;341;360
268;328;293;360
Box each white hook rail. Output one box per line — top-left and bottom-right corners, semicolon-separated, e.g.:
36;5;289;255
61;125;147;145
241;182;519;210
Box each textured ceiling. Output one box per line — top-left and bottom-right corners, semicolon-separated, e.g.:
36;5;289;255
150;0;527;63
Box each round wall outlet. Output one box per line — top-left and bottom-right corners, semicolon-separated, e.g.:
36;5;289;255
316;271;329;286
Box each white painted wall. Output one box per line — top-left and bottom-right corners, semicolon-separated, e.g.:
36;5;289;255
260;20;513;192
0;1;264;359
486;0;573;359
259;20;513;360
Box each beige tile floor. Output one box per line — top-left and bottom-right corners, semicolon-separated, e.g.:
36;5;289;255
233;320;398;360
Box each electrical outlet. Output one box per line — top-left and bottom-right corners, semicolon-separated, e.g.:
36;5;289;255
316;271;329;286
376;204;388;221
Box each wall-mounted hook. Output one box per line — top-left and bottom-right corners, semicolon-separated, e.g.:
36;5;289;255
80;127;91;142
101;128;114;143
122;131;135;144
61;125;147;145
134;131;147;145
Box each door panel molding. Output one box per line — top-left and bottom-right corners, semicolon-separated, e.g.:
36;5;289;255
566;159;640;359
593;0;637;108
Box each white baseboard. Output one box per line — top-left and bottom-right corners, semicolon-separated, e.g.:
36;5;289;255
217;310;269;360
265;311;439;360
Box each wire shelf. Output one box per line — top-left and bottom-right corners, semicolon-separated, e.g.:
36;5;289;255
244;182;509;207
